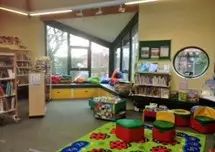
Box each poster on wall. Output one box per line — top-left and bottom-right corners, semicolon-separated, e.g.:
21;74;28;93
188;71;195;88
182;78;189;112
160;46;170;58
140;47;150;58
139;40;171;60
151;48;160;58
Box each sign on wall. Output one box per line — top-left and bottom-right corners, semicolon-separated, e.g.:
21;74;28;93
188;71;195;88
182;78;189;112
139;40;171;60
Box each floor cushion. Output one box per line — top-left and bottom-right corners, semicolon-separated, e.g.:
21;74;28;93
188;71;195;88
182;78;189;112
153;120;174;132
195;116;215;124
116;119;144;128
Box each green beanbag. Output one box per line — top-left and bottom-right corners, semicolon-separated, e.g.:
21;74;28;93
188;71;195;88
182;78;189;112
116;119;144;129
88;76;100;84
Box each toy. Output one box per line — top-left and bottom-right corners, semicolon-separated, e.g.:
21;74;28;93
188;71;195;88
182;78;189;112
202;79;215;96
93;96;126;121
143;103;169;121
187;90;199;103
172;109;191;127
88;99;94;109
116;119;145;142
191;106;215;134
109;70;123;86
178;91;187;101
152;111;175;143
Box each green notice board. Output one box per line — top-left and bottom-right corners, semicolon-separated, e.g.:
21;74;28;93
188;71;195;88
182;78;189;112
139;40;171;60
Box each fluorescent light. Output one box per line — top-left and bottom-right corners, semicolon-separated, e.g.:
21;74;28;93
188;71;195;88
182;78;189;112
125;0;158;5
30;10;72;16
0;7;28;16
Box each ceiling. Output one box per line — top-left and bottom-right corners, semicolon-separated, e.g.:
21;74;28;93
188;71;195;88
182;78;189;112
59;12;135;42
0;0;140;12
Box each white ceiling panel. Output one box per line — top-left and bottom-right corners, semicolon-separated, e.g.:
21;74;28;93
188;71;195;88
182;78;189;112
59;13;135;42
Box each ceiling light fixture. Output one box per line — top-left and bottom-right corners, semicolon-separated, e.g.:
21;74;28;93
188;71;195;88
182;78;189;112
0;6;28;16
118;5;126;13
30;10;72;16
95;8;103;15
76;10;83;17
125;0;158;5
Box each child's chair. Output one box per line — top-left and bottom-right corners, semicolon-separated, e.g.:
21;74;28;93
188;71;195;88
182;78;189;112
191;106;215;134
152;111;175;143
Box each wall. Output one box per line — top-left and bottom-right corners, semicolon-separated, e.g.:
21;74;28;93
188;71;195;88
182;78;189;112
139;0;215;91
0;11;45;62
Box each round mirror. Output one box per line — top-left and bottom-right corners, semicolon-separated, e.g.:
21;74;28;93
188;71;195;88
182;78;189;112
173;47;209;78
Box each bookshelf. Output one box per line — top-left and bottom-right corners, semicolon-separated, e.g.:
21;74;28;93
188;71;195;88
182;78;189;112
0;52;19;122
134;62;171;99
134;72;171;99
16;51;32;87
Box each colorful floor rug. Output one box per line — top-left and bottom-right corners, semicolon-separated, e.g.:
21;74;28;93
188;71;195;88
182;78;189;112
58;122;206;152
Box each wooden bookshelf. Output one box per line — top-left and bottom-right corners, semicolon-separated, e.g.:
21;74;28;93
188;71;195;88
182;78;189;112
0;52;19;122
0;47;32;88
16;51;32;87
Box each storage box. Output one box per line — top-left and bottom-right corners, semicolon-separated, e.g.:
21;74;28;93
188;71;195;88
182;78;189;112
93;96;126;121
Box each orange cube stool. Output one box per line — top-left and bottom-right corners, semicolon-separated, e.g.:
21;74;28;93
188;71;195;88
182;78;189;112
116;119;145;142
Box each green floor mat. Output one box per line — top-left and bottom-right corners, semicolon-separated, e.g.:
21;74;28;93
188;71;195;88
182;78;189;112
58;122;206;152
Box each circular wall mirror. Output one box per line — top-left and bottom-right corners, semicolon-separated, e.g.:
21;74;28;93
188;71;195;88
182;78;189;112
173;46;210;78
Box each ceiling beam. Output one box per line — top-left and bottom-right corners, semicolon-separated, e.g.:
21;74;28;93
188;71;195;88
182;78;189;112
26;0;31;11
40;5;138;21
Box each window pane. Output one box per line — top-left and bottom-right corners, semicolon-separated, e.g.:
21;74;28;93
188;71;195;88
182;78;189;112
46;25;68;75
91;42;109;78
70;71;89;80
114;47;120;71
71;48;88;68
122;34;130;80
173;47;209;78
131;24;138;81
70;34;89;47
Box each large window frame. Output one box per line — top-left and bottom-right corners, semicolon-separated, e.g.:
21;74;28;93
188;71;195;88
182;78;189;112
111;13;138;81
45;13;138;79
45;22;111;78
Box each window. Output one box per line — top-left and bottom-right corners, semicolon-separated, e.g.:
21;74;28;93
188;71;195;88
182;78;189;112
70;71;89;80
70;34;89;47
70;48;88;68
114;47;121;71
131;24;138;81
46;25;109;80
46;26;68;75
173;47;209;78
91;42;109;78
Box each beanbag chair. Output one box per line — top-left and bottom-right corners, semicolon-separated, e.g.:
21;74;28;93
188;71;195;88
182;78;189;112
88;76;100;84
73;76;87;83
